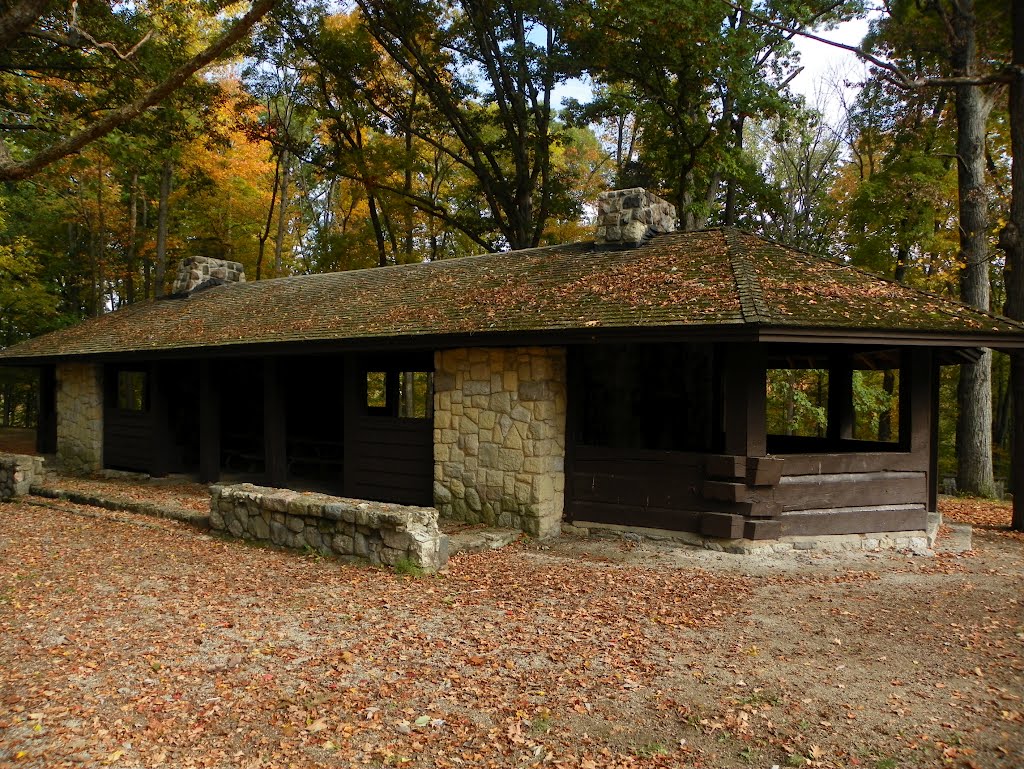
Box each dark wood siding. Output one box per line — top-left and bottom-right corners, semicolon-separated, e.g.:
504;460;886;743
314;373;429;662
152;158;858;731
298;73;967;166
567;445;712;532
347;415;432;505
103;408;152;472
776;452;929;536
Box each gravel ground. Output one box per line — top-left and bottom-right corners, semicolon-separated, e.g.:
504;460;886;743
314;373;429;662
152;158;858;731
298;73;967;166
0;493;1021;769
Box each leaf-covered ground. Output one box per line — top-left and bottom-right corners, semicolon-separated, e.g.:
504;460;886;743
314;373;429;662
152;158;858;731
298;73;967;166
1;496;1022;769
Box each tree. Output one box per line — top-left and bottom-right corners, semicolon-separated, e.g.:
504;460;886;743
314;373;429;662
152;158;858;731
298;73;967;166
0;0;277;182
333;0;574;251
565;0;857;229
998;1;1024;528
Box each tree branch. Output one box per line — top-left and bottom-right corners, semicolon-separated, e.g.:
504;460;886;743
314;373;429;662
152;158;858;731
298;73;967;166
0;0;277;182
719;0;1015;89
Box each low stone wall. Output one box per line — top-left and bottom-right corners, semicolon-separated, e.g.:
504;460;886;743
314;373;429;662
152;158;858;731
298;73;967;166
210;484;449;573
0;453;46;501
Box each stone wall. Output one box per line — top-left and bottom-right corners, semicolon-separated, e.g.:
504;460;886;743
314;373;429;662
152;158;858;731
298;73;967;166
56;362;103;475
433;347;566;538
210;484;449;573
0;453;46;501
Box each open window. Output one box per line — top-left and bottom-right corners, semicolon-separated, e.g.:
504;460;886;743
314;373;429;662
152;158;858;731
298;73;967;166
364;369;433;419
115;369;148;412
765;349;903;454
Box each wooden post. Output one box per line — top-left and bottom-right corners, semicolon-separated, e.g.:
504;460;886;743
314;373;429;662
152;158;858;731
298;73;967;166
903;349;936;509
199;360;220;483
150;363;170;478
828;353;854;441
36;365;57;455
342;355;358;496
723;343;766;457
264;357;287;487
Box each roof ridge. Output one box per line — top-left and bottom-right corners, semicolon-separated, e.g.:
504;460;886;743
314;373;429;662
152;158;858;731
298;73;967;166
723;228;769;324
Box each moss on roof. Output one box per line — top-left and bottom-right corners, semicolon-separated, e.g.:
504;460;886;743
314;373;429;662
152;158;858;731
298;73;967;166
2;228;1021;361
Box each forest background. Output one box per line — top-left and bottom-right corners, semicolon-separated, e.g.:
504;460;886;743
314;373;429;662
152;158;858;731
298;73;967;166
0;0;1021;512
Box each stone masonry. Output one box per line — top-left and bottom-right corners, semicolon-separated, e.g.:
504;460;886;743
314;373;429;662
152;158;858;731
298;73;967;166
172;256;246;294
594;188;677;247
433;347;566;538
56;362;103;475
210;484;449;573
0;453;46;501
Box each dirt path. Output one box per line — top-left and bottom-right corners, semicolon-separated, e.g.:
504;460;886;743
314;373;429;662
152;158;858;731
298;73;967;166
0;497;1021;769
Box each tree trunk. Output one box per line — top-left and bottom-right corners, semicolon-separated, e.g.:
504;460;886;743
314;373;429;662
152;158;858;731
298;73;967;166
1000;0;1024;528
256;151;282;281
154;158;173;298
95;157;106;316
126;171;138;304
273;149;290;278
951;0;996;497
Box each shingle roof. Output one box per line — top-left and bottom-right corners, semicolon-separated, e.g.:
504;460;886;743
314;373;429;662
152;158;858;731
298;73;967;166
2;228;1022;361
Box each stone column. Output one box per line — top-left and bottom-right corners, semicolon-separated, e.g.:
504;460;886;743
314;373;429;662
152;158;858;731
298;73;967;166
433;347;566;538
56;362;103;475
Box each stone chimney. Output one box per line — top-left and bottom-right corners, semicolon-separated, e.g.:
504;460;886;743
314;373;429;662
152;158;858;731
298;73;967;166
594;188;677;248
172;256;246;294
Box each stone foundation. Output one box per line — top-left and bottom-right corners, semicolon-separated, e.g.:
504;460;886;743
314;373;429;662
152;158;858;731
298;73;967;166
0;453;46;501
56;363;103;475
565;520;937;556
433;347;566;538
210;484;449;573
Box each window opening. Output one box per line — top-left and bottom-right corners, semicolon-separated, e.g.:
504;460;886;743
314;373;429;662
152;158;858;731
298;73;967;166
853;368;900;443
399;371;433;419
117;371;147;411
366;371;388;410
766;368;828;438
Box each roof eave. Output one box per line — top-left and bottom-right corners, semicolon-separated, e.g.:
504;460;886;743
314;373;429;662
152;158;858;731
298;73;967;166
758;325;1024;350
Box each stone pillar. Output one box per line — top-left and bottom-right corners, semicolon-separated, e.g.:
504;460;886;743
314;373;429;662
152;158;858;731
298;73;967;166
56;362;103;475
433;347;566;538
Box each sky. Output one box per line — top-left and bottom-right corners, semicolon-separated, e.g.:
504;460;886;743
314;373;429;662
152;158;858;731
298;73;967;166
789;17;873;120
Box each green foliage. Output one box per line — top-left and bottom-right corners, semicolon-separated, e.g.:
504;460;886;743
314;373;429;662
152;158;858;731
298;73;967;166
0;200;59;346
393;557;424;577
766;369;829;438
852;369;899;443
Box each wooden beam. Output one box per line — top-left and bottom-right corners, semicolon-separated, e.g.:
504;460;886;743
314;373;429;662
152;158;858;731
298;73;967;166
747;456;784;486
149;363;170;477
705;454;746;480
342;355;358;496
922;350;940;512
36;365;57;454
263;357;286;487
199;360;220;483
701;512;745;538
723;343;766;457
828;353;853;441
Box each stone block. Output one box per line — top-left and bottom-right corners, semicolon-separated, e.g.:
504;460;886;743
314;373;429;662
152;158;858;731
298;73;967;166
382;529;411;550
270;520;289;545
497;449;524;472
250;515;270;539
